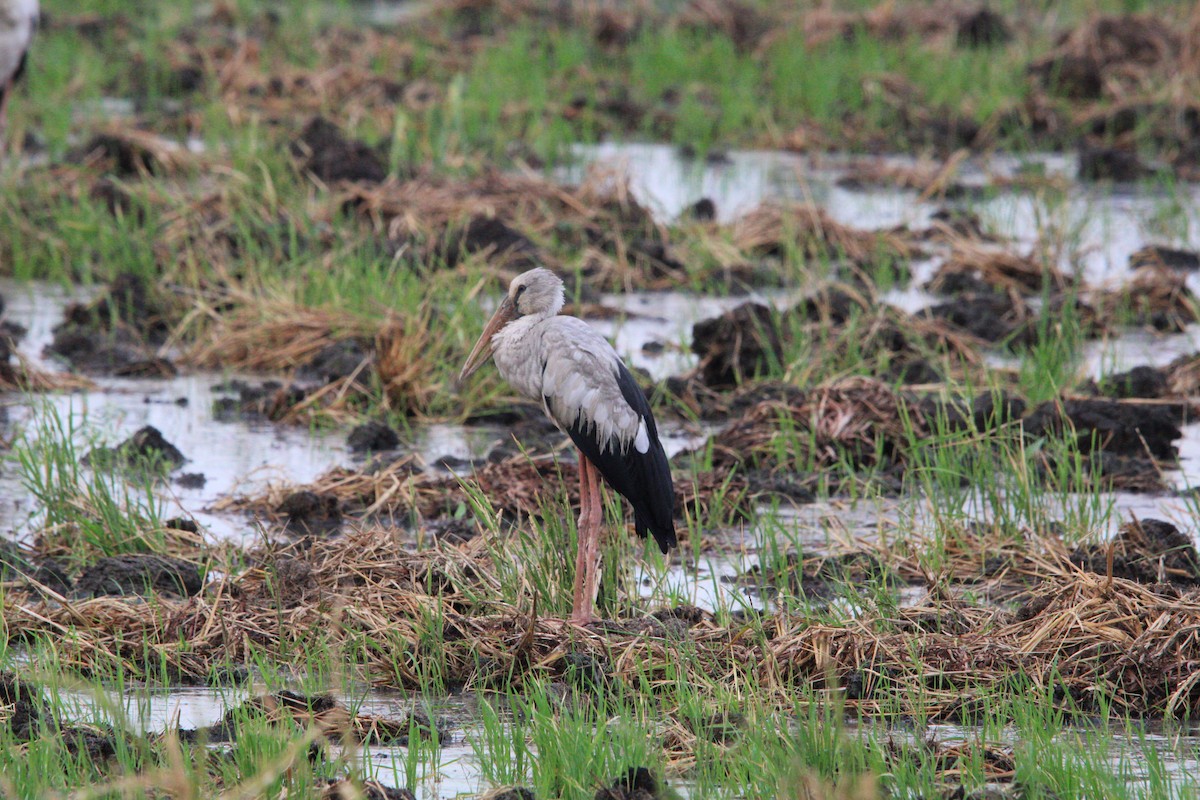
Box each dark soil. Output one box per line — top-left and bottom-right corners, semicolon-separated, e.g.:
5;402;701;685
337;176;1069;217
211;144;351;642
1130;245;1200;272
922;293;1027;343
595;767;662;800
46;273;177;376
686;197;716;221
919;391;1027;433
291;116;386;184
486;789;534;800
75;554;203;598
437;215;541;271
212;379;294;421
1096;365;1167;399
320;779;416;800
297;339;372;385
0;672;51;739
67;133;161;177
83;425;186;471
1078;141;1153;182
691;302;781;387
347;420;401;453
1070;519;1200;587
0;540;71;594
174;472;208;489
733;552;896;604
277;490;343;536
956;7;1011;48
1022;397;1185;460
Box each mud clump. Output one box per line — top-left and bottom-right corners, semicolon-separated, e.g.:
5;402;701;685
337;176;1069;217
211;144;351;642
297;339;372;385
922;293;1028;343
348;421;401;453
1022;398;1183;460
703;379;922;493
67;132;162;177
437;215;541;270
83;425;185;471
0;540;71;594
320;779;415;800
595;767;662;800
0;672;51;739
691;302;781;388
47;273;176;377
735;551;895;604
278;491;343;537
955;7;1011;48
686;197;716;221
1097;365;1167;399
1070;519;1200;587
1130;245;1200;273
1030;14;1180;101
1096;266;1198;333
920;391;1026;433
174;472;207;489
1078;142;1153;182
75;554;203;598
291;116;386;184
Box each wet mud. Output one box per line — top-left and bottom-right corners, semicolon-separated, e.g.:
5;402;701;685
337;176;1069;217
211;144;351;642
291;116;387;184
46;273;177;377
75;554;204;599
83;425;187;471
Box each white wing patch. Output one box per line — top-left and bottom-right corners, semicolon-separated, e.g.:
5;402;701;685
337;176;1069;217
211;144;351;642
634;418;650;454
539;318;642;454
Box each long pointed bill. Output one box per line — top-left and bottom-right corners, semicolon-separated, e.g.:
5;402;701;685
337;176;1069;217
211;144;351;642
459;297;517;383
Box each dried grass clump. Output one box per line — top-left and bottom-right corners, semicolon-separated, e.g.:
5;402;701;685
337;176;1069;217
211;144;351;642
731;202;916;267
707;377;925;475
837;152;969;198
70;125;202;178
1030;12;1190;100
14;526;1200;720
1090;266;1198;332
0;353;94;394
184;300;374;373
927;243;1070;296
375;315;435;417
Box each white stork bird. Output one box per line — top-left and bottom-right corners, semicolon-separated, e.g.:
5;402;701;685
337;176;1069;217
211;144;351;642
0;0;37;151
460;268;676;624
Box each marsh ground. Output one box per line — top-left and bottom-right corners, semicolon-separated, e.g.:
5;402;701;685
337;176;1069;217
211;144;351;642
4;1;1200;798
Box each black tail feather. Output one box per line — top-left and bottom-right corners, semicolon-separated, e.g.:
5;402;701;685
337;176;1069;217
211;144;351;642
555;363;676;554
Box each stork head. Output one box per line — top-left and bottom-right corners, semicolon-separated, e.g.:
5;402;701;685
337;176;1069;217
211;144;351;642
459;268;565;382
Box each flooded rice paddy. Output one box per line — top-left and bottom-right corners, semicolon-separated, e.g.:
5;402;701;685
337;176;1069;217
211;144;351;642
7;140;1200;797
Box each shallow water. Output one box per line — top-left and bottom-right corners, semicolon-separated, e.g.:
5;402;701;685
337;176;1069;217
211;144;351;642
54;683;483;799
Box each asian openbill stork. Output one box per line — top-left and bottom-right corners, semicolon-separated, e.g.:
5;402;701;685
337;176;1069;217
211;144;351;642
459;268;676;624
0;0;37;150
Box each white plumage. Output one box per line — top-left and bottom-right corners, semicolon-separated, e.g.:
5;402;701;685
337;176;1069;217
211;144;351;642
0;0;37;144
0;0;36;80
459;267;677;624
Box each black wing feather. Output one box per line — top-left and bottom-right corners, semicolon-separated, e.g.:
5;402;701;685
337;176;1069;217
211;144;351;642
12;50;28;85
552;362;677;554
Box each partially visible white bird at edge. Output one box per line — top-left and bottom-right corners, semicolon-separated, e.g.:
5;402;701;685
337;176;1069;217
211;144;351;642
459;268;677;624
0;0;37;150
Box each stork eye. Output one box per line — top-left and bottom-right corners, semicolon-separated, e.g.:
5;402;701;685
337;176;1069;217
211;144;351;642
513;284;527;302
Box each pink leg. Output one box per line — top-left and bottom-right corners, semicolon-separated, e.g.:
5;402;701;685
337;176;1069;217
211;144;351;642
571;452;592;623
571;453;603;624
